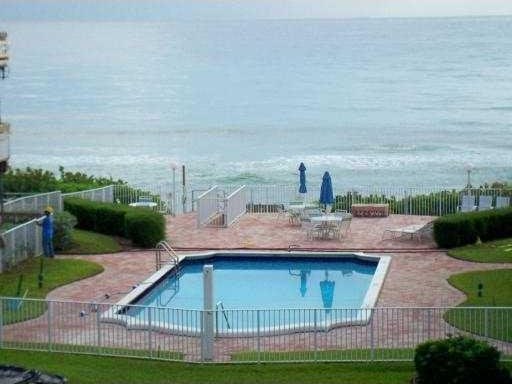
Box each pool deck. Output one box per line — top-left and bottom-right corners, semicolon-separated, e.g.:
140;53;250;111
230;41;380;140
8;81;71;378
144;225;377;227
48;213;510;308
5;212;512;362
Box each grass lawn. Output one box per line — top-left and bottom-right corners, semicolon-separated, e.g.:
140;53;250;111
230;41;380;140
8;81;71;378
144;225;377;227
232;348;414;362
0;350;417;384
448;238;512;263
60;229;121;254
2;341;183;361
0;257;103;324
445;269;512;342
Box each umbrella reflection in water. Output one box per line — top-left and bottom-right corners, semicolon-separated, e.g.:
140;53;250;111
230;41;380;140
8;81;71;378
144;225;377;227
320;270;335;313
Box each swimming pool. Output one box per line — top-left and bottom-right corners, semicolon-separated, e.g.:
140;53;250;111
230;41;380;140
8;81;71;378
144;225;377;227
104;251;390;335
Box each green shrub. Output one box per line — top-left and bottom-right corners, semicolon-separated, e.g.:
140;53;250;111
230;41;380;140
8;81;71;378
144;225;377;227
5;166;124;194
94;205;126;236
64;198;165;248
414;336;511;384
53;211;77;251
434;208;512;248
64;198;98;231
125;210;165;248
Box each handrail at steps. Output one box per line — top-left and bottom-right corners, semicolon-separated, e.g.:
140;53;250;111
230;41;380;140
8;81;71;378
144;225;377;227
155;240;179;270
215;301;231;335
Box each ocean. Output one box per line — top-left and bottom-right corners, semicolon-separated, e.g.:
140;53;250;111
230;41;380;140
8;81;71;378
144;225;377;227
1;17;512;188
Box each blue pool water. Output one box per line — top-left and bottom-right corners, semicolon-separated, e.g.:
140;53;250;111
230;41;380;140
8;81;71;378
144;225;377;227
122;255;378;333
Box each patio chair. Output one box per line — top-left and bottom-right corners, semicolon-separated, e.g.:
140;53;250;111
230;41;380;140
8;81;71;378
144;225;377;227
301;207;322;222
288;211;302;226
157;200;170;214
496;196;510;209
275;205;287;221
478;195;493;211
304;221;325;240
332;217;352;240
382;221;433;242
458;195;477;213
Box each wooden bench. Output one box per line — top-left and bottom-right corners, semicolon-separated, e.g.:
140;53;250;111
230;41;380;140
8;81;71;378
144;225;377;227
351;204;389;217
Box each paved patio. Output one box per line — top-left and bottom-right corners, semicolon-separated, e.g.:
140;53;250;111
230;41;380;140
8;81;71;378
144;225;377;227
166;213;437;250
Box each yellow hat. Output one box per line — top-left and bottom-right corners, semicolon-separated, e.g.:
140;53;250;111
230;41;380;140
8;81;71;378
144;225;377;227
44;206;54;213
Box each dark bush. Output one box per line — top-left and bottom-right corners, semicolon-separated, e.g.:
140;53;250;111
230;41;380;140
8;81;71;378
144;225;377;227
53;211;77;251
414;336;511;384
64;198;97;231
433;207;512;248
125;210;165;248
94;205;126;236
64;197;165;248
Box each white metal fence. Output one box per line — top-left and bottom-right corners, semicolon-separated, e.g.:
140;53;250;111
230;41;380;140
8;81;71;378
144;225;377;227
110;183;512;217
196;186;221;228
62;185;114;203
1;297;511;363
0;219;42;273
192;185;512;216
225;186;248;226
4;191;62;214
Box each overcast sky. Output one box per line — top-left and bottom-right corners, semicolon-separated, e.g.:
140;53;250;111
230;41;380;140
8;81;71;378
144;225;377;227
1;0;512;20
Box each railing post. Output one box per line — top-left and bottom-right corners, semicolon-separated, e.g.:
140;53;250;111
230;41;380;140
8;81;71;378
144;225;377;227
0;297;3;349
407;189;411;215
314;309;318;362
484;308;489;338
47;301;52;351
257;310;261;364
96;308;102;355
427;308;431;340
148;307;153;358
24;225;28;259
438;191;443;216
370;308;375;362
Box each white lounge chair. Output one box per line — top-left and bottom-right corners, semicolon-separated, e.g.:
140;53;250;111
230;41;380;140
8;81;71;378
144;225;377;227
382;221;433;242
458;195;477;212
478;195;493;211
496;196;510;209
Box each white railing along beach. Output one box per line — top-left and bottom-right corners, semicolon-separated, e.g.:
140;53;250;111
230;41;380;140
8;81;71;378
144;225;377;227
62;185;114;203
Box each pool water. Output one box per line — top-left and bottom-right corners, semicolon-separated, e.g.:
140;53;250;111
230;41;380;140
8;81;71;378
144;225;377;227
121;255;380;333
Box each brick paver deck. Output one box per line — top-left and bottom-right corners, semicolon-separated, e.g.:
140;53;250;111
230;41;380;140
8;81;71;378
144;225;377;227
4;213;512;361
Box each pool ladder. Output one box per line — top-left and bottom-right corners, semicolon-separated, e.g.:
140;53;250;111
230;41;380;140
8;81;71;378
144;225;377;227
215;301;231;336
155;241;180;273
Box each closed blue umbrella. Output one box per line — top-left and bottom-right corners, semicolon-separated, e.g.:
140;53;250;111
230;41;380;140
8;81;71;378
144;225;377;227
319;171;334;209
299;163;307;194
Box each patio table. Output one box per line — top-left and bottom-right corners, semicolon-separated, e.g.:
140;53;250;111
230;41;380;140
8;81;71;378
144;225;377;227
310;215;345;239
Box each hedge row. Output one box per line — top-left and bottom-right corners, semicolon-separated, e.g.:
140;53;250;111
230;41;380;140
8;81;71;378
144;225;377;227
433;207;512;248
64;198;165;248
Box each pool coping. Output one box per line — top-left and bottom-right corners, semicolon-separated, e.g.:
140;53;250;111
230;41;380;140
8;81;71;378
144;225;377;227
101;250;391;336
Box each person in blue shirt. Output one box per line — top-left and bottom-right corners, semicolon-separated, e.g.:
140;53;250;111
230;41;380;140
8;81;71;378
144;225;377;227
37;206;54;258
